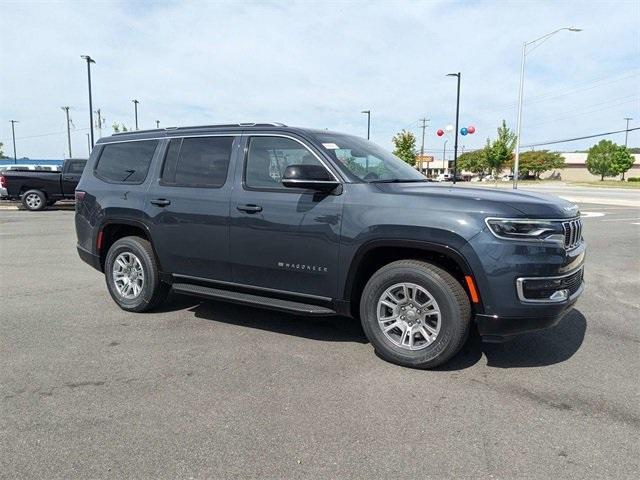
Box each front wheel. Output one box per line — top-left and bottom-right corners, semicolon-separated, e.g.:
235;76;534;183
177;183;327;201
104;236;169;312
360;260;470;369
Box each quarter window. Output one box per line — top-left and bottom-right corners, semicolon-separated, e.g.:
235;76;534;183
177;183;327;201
245;136;327;189
161;137;233;187
95;140;158;184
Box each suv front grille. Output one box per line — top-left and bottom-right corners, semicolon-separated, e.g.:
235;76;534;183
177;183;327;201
562;218;583;249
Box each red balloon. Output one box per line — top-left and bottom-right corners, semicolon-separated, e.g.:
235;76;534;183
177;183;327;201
436;129;444;137
467;126;476;134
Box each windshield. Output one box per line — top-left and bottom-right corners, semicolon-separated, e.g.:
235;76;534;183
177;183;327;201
314;133;426;182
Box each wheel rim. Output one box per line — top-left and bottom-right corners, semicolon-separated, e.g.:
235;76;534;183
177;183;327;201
112;252;145;299
376;282;441;351
26;193;41;209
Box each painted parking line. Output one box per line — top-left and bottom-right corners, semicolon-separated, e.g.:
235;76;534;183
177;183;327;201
580;211;606;218
600;217;640;222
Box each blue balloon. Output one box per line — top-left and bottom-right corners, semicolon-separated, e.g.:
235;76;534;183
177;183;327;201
460;127;468;136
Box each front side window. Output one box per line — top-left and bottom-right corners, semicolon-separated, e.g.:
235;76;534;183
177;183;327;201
95;140;158;184
314;133;426;183
161;136;233;187
245;136;328;189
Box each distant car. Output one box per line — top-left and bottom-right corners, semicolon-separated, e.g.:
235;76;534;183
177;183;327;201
1;159;86;209
501;174;514;182
436;173;453;182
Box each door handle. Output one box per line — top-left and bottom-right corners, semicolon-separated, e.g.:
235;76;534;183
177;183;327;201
237;204;262;213
150;198;171;207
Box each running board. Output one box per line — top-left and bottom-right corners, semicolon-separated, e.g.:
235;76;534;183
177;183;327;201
171;283;336;316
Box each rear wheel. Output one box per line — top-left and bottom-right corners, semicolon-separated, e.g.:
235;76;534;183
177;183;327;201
360;260;470;369
104;236;169;312
22;190;46;211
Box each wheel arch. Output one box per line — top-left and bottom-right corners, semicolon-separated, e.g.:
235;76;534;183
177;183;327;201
343;239;485;317
97;219;163;273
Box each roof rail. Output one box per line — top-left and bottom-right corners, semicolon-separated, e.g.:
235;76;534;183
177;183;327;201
111;122;287;136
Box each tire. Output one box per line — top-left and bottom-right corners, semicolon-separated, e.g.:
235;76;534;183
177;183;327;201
360;260;470;369
104;236;169;312
22;190;46;211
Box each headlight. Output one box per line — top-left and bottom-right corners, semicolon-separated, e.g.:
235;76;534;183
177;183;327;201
485;218;565;243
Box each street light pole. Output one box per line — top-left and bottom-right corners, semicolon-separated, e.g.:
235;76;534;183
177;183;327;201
361;110;371;139
624;117;633;147
156;120;160;129
86;134;90;155
447;72;461;184
81;55;96;148
513;27;581;189
443;139;448;175
132;99;140;130
61;107;72;158
9;120;18;163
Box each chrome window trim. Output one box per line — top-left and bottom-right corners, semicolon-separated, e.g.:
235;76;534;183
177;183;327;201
516;266;584;304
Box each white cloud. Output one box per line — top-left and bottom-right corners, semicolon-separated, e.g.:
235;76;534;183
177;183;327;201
1;0;638;159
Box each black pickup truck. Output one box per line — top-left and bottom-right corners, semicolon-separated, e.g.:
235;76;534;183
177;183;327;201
1;158;87;210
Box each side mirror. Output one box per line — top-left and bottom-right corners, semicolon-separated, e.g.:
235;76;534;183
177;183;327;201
281;164;339;191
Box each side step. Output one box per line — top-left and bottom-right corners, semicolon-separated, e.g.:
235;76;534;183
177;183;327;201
171;283;337;316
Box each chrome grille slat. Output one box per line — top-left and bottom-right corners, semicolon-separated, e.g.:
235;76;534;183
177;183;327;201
562;218;583;250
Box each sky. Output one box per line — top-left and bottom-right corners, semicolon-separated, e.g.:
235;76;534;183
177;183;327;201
0;0;638;160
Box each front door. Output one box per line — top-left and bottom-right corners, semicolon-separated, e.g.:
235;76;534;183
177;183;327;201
229;134;344;299
146;135;240;281
61;159;86;197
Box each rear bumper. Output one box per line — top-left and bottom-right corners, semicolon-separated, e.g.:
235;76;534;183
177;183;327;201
77;244;102;272
476;281;584;342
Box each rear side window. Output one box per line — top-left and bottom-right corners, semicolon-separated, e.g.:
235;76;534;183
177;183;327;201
161;136;233;187
95;140;158;184
67;160;86;174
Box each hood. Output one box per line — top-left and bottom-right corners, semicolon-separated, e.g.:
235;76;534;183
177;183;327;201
374;183;580;218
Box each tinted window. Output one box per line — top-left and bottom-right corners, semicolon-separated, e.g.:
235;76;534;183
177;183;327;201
67;160;86;174
161;137;233;187
245;136;327;189
95;141;158;183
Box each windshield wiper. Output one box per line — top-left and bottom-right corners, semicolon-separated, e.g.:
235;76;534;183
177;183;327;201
368;178;428;183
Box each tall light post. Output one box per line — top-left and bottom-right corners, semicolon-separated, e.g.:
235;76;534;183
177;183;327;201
86;134;90;155
443;139;448;176
361;110;371;139
132;99;140;130
446;72;461;184
81;55;96;148
61;107;72;158
9;120;18;163
513;27;581;189
624;117;633;147
156;120;160;129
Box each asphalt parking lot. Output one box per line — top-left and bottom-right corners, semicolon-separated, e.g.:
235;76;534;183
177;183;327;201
1;203;638;479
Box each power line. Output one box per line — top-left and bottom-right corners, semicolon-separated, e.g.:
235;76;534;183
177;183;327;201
522;127;639;148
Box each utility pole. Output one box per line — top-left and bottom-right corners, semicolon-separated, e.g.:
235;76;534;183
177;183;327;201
361;110;371;139
9;120;18;163
156;120;160;129
447;72;461;184
94;108;104;138
624;117;633;147
86;134;91;155
132;99;139;130
61;107;72;158
418;117;429;174
81;55;96;148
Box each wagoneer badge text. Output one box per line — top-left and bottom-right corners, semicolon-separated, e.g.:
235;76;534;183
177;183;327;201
277;262;328;273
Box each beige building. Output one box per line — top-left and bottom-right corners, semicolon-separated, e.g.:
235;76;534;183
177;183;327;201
422;152;640;181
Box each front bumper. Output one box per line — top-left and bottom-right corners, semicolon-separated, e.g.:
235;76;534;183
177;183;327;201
476;278;584;342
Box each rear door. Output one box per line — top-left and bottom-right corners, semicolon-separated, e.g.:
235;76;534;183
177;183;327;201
145;135;240;281
61;159;87;196
228;134;344;299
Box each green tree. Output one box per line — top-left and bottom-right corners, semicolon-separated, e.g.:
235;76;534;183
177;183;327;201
112;122;129;133
392;130;417;166
457;149;488;178
512;150;565;179
611;145;634;180
485;120;516;180
0;142;6;158
586;140;622;180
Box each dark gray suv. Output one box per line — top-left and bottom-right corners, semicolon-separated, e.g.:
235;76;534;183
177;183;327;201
75;123;585;368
